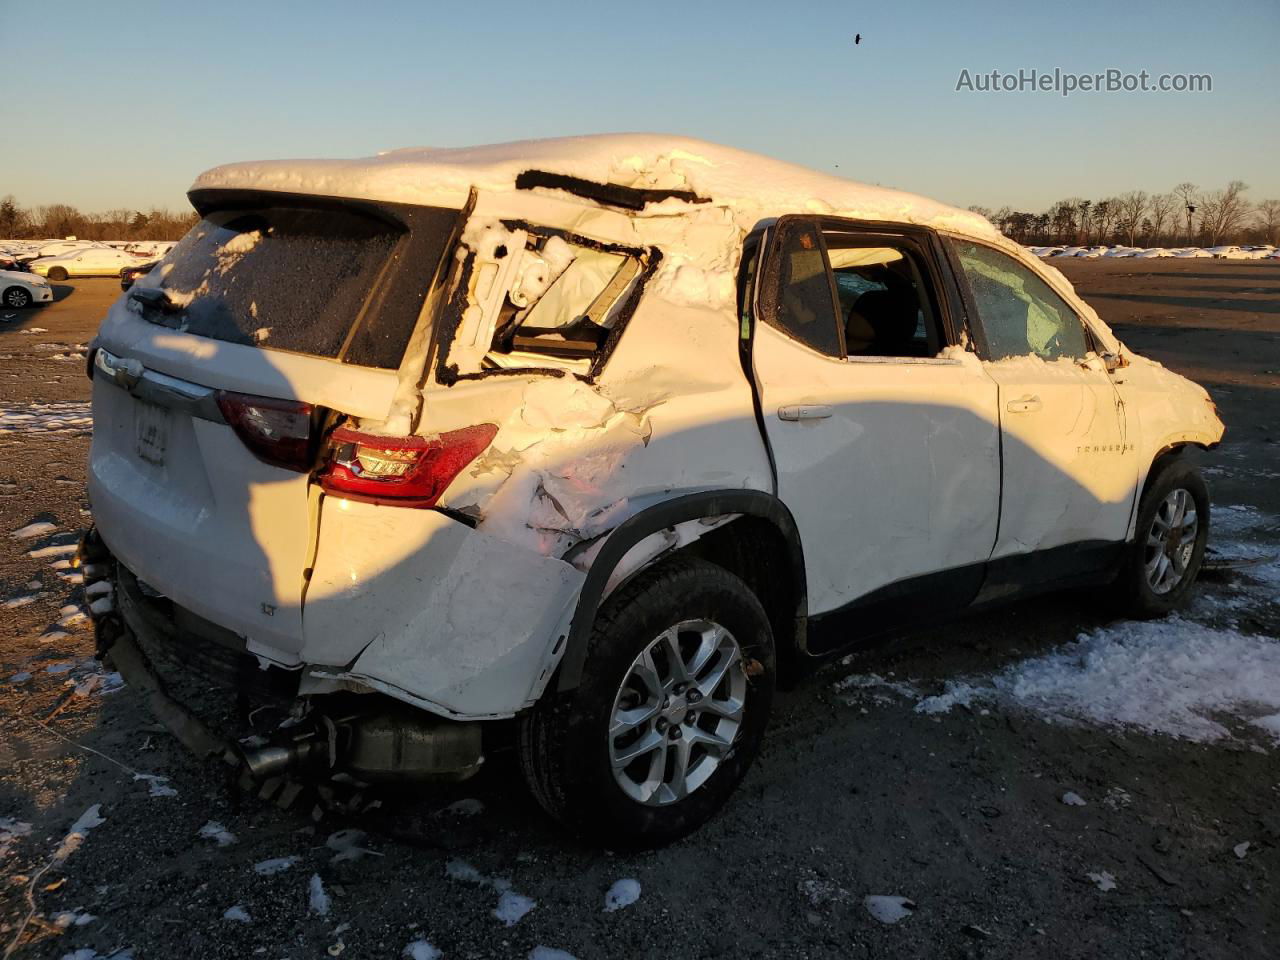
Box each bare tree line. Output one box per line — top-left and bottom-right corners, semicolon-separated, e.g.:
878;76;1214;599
0;195;198;243
969;182;1280;248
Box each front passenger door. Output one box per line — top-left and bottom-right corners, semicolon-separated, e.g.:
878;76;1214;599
946;239;1137;578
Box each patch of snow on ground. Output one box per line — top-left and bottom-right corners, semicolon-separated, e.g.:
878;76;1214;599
403;941;442;960
198;821;236;846
603;878;641;912
1088;871;1117;892
132;774;177;798
493;890;537;926
1061;791;1088;806
0;817;32;857
10;521;58;539
864;895;915;924
915;681;981;715
0;402;92;435
327;828;379;862
529;949;578;960
253;855;300;876
223;905;252;922
308;874;331;916
993;619;1280;743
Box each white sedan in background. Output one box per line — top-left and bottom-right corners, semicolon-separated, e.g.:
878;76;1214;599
1;269;54;308
29;246;150;280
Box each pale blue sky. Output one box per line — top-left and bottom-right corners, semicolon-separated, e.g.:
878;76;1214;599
2;0;1277;214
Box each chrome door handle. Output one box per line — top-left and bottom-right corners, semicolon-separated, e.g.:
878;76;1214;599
778;404;833;421
1006;395;1042;414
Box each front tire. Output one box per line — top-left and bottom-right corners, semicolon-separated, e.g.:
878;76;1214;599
3;286;31;308
48;267;68;282
1114;457;1210;618
520;557;775;848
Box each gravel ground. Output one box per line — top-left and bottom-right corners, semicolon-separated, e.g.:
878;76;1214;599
1;262;1278;960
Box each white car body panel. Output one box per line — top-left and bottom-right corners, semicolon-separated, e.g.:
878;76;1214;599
752;324;1000;615
32;246;148;277
982;354;1134;558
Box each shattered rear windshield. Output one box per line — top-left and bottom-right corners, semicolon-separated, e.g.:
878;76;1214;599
130;202;458;368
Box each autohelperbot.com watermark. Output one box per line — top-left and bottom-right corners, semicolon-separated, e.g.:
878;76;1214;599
955;68;1212;97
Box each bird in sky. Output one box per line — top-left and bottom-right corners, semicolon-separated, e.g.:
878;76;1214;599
854;33;862;44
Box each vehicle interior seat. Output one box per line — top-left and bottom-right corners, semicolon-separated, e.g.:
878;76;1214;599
846;287;923;357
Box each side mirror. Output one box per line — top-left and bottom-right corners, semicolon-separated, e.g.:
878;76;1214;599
1100;351;1126;372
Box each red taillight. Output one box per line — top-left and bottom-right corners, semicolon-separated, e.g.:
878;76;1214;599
318;423;498;508
215;390;314;472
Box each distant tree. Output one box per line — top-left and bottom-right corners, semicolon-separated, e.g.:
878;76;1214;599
1116;191;1148;246
1255;199;1280;246
0;195;25;238
1092;199;1118;244
1077;200;1092;244
1172;182;1199;244
1199;181;1251;245
130;211;151;234
1147;192;1176;246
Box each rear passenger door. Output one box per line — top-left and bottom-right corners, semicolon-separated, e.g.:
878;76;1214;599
747;217;1001;635
944;239;1136;580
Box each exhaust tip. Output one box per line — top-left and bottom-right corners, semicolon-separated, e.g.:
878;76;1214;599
239;744;295;780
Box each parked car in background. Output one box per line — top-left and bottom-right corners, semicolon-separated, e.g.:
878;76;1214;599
119;260;159;291
83;135;1225;846
30;246;149;280
24;239;104;262
1;269;54;308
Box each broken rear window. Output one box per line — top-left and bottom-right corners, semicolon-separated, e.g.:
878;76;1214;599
447;222;647;377
130;201;459;368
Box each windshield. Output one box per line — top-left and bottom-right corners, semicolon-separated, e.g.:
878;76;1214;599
132;199;460;368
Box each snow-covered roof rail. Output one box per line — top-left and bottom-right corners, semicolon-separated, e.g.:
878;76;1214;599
191;133;996;239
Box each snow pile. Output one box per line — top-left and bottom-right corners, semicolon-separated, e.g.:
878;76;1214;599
994;619;1280;743
194;135;996;241
308;874;331;916
404;941;442;960
0;402;92;435
197;821;236;846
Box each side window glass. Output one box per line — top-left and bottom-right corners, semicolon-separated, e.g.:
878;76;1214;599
761;220;842;357
826;242;942;358
952;241;1089;360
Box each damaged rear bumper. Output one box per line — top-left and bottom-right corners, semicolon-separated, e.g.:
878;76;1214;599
79;528;486;784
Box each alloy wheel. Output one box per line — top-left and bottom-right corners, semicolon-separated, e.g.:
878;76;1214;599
1145;487;1199;594
608;619;747;806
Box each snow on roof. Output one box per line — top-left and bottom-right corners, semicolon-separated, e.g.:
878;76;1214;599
192;133;996;238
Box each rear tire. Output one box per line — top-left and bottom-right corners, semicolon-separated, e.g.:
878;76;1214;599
3;286;31;308
519;557;774;848
48;267;68;282
1113;457;1210;619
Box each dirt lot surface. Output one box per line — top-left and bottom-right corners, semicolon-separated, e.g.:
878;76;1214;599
1;263;1277;960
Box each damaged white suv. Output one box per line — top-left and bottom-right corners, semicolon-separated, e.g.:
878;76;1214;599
83;136;1224;846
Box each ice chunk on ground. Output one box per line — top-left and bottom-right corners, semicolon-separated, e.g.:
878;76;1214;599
1061;791;1087;806
494;890;536;926
3;594;37;608
10;521;57;539
10;672;31;683
1087;871;1117;892
603;877;641;912
1233;841;1250;859
223;905;252;922
52;910;95;928
28;542;78;558
529;949;578;960
864;895;915;924
253;855;300;875
198;821;237;846
440;798;485;817
132;774;177;798
53;805;105;863
327;828;379;862
0;817;33;857
309;874;331;915
403;941;442;960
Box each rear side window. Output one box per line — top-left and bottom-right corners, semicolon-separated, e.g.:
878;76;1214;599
759;219;842;356
131;202;459;368
950;241;1089;360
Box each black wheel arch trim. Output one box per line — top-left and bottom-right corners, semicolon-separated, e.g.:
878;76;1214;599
554;489;807;693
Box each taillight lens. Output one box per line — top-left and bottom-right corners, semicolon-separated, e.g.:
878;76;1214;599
215;390;315;472
318;423;498;508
